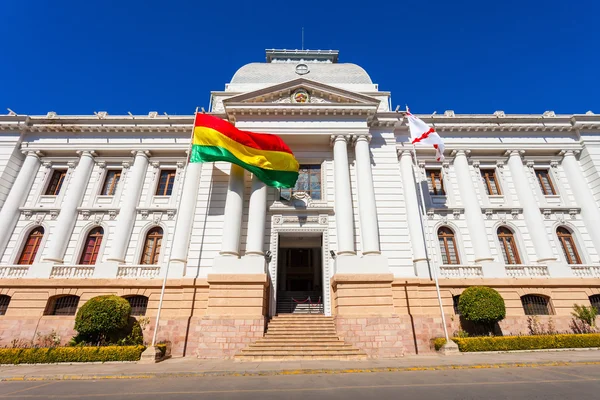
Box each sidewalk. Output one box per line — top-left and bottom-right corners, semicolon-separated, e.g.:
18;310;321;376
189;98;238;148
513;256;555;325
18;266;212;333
2;349;600;381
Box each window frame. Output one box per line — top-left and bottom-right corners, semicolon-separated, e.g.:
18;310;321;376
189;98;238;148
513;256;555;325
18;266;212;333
521;294;554;316
45;295;80;316
280;164;322;201
497;227;521;265
140;227;163;265
589;295;600;313
480;168;502;196
44;169;68;196
155;169;177;196
426;169;445;196
79;227;104;265
556;227;582;264
452;295;461;315
0;295;10;316
16;227;45;265
125;295;149;316
535;169;557;196
438;227;460;265
100;169;122;196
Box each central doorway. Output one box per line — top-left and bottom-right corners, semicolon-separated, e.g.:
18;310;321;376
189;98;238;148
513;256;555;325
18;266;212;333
276;234;324;314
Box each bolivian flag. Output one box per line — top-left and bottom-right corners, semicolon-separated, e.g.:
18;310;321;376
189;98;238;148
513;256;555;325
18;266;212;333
190;114;299;188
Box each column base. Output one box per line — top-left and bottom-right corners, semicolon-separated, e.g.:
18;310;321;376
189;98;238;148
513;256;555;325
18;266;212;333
212;254;266;274
334;254;390;274
477;260;508;278
95;262;120;279
545;260;575;277
166;260;186;278
414;259;432;279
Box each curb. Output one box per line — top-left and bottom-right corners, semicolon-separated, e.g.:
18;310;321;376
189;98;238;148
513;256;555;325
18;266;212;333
2;361;600;381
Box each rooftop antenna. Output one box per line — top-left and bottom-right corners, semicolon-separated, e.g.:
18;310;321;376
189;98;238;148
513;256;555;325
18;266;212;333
302;27;304;50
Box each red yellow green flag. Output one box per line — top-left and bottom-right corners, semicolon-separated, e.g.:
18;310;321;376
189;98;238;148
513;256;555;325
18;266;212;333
190;114;299;188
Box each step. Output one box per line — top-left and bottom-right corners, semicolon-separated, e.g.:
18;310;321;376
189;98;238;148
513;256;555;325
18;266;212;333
265;334;340;338
245;345;356;351
238;350;365;356
272;315;333;319
235;355;368;361
254;339;342;344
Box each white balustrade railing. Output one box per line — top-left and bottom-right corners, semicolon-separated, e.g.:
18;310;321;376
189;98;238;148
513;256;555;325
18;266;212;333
506;265;550;278
0;266;29;278
117;265;160;278
50;265;95;278
570;264;600;278
439;265;484;278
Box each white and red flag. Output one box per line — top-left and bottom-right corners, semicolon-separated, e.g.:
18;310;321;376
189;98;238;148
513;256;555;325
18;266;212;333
406;108;445;161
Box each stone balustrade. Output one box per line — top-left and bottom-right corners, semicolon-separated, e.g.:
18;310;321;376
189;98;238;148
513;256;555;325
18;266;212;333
570;264;600;278
439;265;484;279
50;265;95;278
0;265;30;278
505;265;550;278
117;265;160;278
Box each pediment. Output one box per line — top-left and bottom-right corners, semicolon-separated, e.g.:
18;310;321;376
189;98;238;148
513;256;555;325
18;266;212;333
222;78;380;107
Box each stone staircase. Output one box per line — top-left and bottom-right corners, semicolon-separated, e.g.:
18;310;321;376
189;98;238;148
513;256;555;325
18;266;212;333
234;314;367;361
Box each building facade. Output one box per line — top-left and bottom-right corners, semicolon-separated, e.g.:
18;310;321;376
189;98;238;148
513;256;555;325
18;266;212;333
1;49;600;358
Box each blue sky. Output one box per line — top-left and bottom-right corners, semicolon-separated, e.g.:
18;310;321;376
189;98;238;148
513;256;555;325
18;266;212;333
1;0;598;115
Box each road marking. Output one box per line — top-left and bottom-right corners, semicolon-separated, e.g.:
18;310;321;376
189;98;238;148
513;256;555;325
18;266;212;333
0;377;598;398
0;382;56;396
538;367;596;380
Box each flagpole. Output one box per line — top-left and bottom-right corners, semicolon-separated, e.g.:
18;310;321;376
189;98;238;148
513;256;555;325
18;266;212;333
151;107;199;347
405;112;450;342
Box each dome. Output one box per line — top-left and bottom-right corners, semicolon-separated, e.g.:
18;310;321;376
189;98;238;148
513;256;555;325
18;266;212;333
230;62;373;86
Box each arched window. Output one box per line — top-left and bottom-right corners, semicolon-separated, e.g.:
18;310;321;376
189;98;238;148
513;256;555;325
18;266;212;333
140;227;163;265
438;227;460;265
589;295;600;313
0;295;10;316
125;295;149;316
557;227;581;264
452;295;461;315
79;227;104;265
497;227;521;265
45;295;80;316
521;295;553;315
17;227;44;265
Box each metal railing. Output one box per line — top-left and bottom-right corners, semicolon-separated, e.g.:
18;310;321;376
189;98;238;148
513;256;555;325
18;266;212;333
506;265;550;278
117;265;161;278
570;264;600;278
276;291;324;314
50;265;94;278
0;266;29;278
439;265;484;278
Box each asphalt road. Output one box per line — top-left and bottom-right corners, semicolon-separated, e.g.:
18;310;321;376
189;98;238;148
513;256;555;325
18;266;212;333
1;364;599;399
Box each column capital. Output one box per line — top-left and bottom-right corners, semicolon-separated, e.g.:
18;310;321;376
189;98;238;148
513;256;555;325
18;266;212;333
76;150;97;158
559;149;580;158
21;150;44;159
131;150;151;158
504;149;525;158
67;160;78;169
330;134;351;145
352;134;372;145
450;149;471;157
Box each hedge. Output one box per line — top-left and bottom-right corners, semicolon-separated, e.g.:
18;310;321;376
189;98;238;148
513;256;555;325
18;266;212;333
0;346;145;365
434;334;600;352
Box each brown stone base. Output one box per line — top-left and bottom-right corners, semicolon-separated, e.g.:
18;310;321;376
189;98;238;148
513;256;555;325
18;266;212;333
191;316;266;359
0;316;76;347
335;316;406;358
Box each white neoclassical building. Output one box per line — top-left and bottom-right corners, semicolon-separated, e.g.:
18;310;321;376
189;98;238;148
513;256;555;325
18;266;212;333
0;49;599;358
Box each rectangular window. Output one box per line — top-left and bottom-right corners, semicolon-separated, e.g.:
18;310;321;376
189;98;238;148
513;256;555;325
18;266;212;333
280;165;321;201
481;169;501;195
156;170;176;196
100;170;121;196
426;169;445;196
45;170;67;196
535;170;556;195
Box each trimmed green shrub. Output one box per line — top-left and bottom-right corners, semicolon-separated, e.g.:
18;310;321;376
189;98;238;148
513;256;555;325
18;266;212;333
458;286;506;333
74;295;131;344
433;334;600;352
0;346;145;364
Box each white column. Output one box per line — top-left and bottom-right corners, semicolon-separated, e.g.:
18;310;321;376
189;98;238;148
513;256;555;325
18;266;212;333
0;151;42;258
332;135;355;255
106;151;150;263
354;134;381;255
561;150;600;255
507;150;556;262
44;151;96;263
169;162;202;264
245;174;267;256
220;164;245;256
399;150;428;275
453;150;494;262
